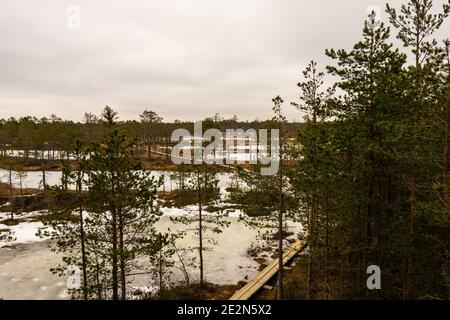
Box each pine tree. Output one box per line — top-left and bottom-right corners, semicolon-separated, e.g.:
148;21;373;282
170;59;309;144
140;110;163;159
42;107;162;300
290;61;334;298
40;140;106;300
15;161;28;213
171;165;229;286
143;232;176;294
8;158;14;220
229;97;298;299
386;0;449;299
272;96;287;300
324;17;408;298
87;106;162;299
72;140;89;300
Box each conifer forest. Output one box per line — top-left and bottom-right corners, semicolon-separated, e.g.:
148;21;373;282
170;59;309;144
0;0;449;302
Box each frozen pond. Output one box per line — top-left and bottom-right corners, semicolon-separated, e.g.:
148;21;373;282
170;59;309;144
0;167;303;299
0;241;68;300
0;207;303;300
0;169;235;192
0;214;271;300
1;148;271;163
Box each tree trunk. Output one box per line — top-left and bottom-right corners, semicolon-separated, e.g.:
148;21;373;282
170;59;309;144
165;137;170;160
41;156;46;189
111;206;119;300
19;175;24;212
172;236;190;286
305;201;312;299
306;106;319;299
197;169;204;286
367;154;375;255
159;250;163;292
8;163;14;220
277;202;283;300
96;262;102;300
325;196;331;299
79;205;88;300
405;33;422;301
119;212;126;300
277;122;284;300
443;83;449;210
77;174;88;300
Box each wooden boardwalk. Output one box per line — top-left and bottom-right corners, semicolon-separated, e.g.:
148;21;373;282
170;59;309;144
229;239;307;300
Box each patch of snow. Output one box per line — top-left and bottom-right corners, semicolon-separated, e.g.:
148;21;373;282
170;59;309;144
0;212;10;220
0;210;45;221
159;206;190;217
10;222;46;244
129;286;158;299
0;221;51;248
0;169;235;193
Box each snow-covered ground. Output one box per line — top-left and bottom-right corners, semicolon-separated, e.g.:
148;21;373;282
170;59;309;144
0;168;302;299
0;206;303;300
0;169;235;192
0;206;302;300
0;221;48;246
0;241;67;300
0;209;53;248
0;213;63;299
2;148;270;163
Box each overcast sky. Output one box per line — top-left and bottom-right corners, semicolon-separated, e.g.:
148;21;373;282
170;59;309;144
0;0;448;122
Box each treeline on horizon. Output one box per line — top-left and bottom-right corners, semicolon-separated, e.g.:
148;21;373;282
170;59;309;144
0;111;303;157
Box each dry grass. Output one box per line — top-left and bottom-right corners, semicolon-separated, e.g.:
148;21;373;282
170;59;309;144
143;282;238;300
0;182;38;198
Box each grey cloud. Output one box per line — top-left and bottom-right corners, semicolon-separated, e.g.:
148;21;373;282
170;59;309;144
0;0;448;122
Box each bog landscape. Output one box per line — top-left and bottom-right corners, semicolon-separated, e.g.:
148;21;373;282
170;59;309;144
0;0;449;301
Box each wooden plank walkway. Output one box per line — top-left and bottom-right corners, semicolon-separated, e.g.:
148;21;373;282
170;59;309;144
229;239;307;300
